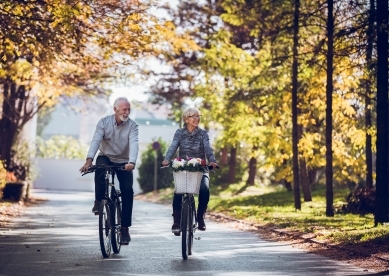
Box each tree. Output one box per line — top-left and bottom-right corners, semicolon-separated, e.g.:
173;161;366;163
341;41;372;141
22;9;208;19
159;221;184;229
365;0;375;190
292;0;301;210
0;0;161;177
325;0;334;217
374;0;388;225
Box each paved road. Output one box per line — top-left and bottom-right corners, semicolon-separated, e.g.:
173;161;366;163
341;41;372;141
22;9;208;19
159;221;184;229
0;190;378;276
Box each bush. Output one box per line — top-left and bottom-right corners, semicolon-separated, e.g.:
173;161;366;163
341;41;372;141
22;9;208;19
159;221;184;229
341;188;375;215
9;140;38;183
137;139;173;193
36;135;88;159
2;182;26;201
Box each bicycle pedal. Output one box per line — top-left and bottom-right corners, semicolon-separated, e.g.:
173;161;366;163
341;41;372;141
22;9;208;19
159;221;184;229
172;230;181;236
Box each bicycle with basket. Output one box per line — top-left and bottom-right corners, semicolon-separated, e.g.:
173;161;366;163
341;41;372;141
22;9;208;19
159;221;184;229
163;157;218;260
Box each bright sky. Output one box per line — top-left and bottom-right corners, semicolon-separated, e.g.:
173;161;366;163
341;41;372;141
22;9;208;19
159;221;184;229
109;0;179;105
109;86;149;105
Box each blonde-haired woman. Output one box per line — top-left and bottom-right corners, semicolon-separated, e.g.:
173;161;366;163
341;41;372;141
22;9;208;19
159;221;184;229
162;107;218;235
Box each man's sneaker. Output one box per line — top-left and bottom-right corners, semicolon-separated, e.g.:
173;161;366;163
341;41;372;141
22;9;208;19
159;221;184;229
92;200;100;215
172;223;180;236
120;227;131;245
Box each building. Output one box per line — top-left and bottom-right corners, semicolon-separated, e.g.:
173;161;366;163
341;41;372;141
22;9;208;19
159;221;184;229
33;97;178;194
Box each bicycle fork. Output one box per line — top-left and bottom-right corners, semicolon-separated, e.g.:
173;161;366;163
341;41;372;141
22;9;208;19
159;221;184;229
180;195;201;239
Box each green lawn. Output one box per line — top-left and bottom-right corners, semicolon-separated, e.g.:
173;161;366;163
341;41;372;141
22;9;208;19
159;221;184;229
144;182;389;246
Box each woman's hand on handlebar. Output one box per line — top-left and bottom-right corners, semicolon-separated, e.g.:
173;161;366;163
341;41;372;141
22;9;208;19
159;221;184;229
161;160;169;167
209;162;218;169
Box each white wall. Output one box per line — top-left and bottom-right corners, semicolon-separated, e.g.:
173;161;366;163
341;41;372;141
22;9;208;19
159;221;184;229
33;158;142;194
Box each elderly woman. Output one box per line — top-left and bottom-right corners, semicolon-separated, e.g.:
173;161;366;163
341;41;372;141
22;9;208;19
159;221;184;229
162;107;218;234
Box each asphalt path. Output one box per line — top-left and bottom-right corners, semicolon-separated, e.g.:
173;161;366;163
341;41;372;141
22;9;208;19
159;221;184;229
0;189;378;276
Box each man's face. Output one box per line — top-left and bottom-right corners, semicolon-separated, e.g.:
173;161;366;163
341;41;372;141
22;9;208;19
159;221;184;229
114;101;131;122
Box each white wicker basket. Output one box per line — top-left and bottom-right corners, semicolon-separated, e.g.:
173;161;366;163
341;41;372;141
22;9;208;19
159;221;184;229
173;170;203;194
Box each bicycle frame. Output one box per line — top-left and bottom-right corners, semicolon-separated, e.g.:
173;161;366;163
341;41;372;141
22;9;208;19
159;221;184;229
103;168;119;205
180;193;197;232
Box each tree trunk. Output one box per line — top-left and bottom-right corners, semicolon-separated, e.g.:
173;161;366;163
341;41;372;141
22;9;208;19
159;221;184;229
246;154;257;186
308;168;318;186
0;80;34;173
228;146;237;184
292;0;301;210
0;81;19;169
374;0;389;225
300;158;312;201
220;147;228;165
325;0;334;217
284;180;292;192
365;0;375;190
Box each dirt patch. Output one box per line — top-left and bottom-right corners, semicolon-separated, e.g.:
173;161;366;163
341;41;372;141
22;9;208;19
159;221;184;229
0;197;47;227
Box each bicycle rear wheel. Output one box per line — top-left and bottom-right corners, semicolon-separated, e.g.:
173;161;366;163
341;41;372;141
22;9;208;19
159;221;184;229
111;193;122;253
99;200;112;258
181;200;190;260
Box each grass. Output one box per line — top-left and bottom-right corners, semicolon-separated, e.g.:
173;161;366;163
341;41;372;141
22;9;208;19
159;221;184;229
140;182;389;247
208;182;389;246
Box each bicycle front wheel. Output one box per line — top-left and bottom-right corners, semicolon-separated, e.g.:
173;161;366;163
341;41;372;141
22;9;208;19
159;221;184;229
99;200;112;258
181;200;190;260
188;206;195;256
111;194;122;253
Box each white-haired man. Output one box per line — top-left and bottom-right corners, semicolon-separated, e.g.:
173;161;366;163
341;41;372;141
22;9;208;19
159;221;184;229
80;97;139;244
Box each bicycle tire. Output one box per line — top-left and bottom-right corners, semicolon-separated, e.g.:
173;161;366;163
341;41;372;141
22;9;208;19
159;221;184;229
111;193;122;253
181;200;190;260
188;206;195;256
99;200;111;258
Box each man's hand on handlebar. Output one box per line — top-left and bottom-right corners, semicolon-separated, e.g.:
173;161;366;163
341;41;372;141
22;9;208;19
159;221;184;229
125;163;135;171
80;159;93;173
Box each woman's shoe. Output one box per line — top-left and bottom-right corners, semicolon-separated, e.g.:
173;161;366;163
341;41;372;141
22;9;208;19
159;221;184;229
172;209;181;236
197;206;207;231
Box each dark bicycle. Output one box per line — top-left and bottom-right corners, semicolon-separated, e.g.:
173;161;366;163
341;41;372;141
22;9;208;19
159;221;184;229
82;164;124;258
180;190;197;260
162;164;218;260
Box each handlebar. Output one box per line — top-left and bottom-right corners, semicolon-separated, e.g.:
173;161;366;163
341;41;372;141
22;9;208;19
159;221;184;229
82;164;125;176
160;165;220;170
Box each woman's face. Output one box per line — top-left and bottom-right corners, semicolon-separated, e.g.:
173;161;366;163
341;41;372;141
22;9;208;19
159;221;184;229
185;112;201;129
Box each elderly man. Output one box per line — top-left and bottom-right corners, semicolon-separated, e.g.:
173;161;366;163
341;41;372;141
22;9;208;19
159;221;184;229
80;97;139;244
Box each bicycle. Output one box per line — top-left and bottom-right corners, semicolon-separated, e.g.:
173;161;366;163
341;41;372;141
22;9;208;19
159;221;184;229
82;164;124;258
162;164;219;260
